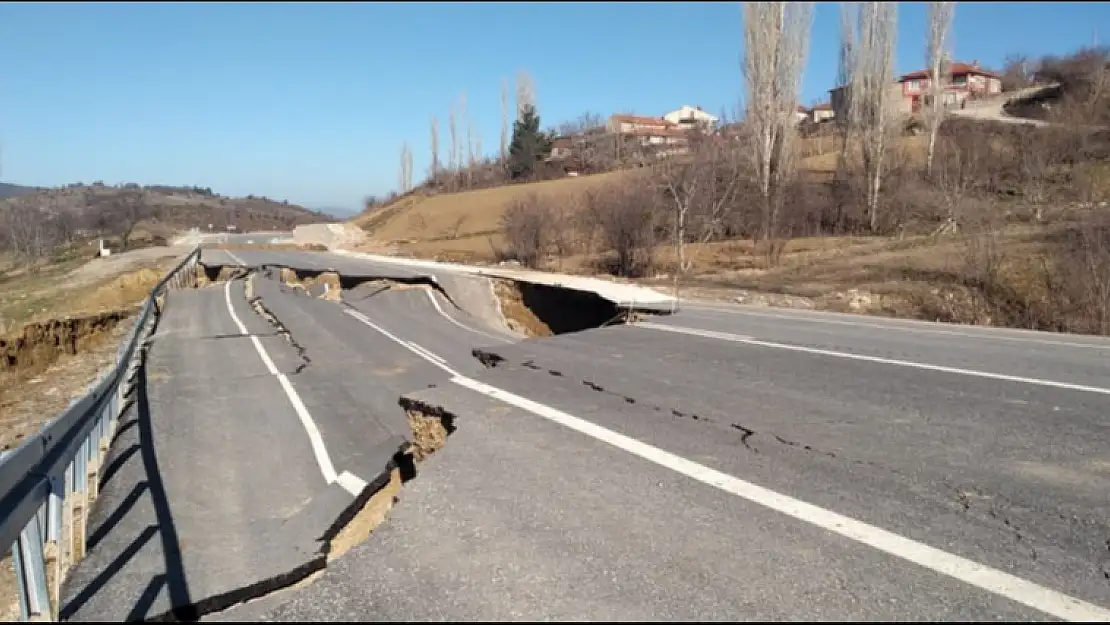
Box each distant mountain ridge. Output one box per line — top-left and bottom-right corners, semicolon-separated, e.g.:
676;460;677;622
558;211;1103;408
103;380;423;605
1;182;336;234
0;182;43;200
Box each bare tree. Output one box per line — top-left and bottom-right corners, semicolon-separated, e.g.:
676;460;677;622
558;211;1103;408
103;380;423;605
742;1;815;243
925;1;955;176
457;91;468;178
851;1;899;232
99;188;149;251
449;101;458;175
515;69;535;121
1;204;55;258
655;133;743;308
835;2;858;179
430;115;440;180
398;142;413;193
500;77;510;163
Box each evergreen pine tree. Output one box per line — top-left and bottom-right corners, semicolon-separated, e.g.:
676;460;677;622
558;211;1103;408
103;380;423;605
507;104;552;180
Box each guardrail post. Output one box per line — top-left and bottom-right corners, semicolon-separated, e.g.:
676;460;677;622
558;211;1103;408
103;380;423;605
11;508;51;621
44;473;65;619
70;442;88;562
85;425;100;505
60;464;74;596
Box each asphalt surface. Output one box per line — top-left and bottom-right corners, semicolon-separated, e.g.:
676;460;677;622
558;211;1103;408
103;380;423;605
67;247;1110;621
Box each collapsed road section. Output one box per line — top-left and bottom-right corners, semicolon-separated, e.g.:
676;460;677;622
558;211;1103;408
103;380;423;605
57;253;676;622
57;268;466;622
197;254;666;339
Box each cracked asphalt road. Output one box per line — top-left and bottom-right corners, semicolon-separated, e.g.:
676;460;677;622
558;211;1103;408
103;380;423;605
68;248;1110;621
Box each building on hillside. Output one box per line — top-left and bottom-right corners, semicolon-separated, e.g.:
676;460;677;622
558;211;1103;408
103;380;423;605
809;102;835;123
607;113;676;135
829;60;1004;120
607;114;690;156
794;105;809;125
663;105;719;131
829;80;914;120
548;136;575;161
897;60;1004;112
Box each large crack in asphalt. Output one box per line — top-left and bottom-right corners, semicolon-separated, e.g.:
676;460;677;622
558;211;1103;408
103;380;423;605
469;347;1110;588
139;266;467;622
189;397;459;623
243;271;312;375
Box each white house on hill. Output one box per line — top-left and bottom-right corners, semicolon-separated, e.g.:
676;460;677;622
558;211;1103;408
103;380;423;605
663;105;718;131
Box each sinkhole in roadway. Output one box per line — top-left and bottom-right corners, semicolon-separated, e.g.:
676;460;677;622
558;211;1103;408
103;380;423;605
198;262;639;338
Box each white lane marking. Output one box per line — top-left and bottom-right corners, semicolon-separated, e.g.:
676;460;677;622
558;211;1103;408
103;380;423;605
405;340;447;365
343;300;1110;621
336;470;368;495
449;374;1110;622
225;250;247;266
223;279;342;487
422;289;512;343
683;303;1110;350
343;308;461;377
636;321;1110;396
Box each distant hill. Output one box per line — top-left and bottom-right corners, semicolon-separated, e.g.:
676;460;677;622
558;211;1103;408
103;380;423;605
316;206;361;219
0;183;336;237
0;183;42;200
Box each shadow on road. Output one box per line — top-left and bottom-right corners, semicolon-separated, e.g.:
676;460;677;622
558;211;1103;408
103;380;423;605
60;343;195;620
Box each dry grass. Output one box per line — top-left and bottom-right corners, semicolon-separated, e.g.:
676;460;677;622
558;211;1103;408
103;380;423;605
355;169;640;245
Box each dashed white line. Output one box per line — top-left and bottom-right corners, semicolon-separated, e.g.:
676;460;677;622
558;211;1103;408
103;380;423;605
635;321;1110;396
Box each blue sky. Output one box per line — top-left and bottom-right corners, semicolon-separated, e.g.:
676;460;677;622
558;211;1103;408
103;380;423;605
0;2;1104;212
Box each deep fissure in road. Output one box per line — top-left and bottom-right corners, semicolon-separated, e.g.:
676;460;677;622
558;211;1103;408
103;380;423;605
198;261;640;338
126;267;464;621
150;261;656;618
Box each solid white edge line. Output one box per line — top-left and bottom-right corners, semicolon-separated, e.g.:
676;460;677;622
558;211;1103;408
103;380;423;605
223;278;340;485
447;374;1110;623
336;470;368;496
405;340;448;365
682;304;1110;351
225;250;247;265
339;295;1109;621
635;321;1110;396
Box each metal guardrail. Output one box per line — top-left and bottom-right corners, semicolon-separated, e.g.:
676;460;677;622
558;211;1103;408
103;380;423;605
0;246;202;621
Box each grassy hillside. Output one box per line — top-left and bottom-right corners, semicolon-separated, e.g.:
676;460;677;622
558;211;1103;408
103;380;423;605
352;170;640;263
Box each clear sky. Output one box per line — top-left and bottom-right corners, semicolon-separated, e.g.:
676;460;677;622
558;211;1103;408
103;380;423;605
0;2;1104;212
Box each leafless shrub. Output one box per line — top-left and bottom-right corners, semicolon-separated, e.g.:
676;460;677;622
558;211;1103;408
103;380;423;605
653;133;743;298
581;182;663;278
1053;220;1110;334
500;192;557;269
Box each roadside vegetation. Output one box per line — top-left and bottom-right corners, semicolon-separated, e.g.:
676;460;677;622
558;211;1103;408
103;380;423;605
354;5;1110;337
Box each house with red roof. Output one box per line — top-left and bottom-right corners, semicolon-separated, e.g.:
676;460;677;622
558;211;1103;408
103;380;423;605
898;60;1004;113
829;59;1005;119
